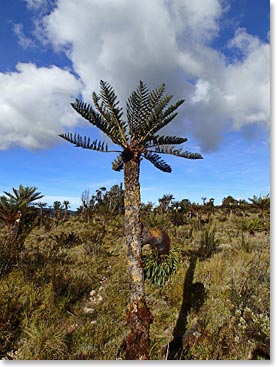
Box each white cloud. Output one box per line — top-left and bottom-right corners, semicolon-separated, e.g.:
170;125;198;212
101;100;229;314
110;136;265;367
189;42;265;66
224;29;270;129
228;27;262;55
24;0;50;11
38;0;269;151
167;0;222;43
13;23;34;49
190;80;211;104
1;0;269;152
185;28;270;150
38;0;182;100
0;63;82;150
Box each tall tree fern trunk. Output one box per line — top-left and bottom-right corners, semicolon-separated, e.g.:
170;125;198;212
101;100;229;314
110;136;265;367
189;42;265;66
124;156;152;360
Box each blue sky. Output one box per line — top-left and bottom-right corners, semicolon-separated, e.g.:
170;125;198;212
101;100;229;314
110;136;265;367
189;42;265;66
0;0;270;209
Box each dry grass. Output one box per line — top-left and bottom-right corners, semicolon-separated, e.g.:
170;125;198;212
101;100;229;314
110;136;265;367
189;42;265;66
0;210;270;360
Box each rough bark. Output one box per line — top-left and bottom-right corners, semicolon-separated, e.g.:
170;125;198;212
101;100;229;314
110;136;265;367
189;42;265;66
124;155;152;360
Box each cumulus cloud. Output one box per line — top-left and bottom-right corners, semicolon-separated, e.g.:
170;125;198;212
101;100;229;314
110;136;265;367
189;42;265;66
2;0;270;151
0;63;81;150
224;29;270;129
167;0;222;43
38;0;183;98
184;28;270;150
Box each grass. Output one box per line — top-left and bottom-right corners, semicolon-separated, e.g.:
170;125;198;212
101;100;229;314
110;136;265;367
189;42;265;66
0;208;270;360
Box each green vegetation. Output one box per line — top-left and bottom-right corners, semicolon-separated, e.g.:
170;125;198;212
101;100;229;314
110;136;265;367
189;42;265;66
0;186;270;360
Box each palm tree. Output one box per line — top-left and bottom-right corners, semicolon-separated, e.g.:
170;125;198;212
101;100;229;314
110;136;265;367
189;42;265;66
59;80;202;359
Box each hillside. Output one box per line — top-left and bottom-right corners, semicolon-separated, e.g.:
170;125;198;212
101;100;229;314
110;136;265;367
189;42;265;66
0;200;270;360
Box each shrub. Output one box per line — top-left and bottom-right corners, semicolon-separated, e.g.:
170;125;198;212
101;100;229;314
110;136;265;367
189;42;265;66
197;227;220;260
141;212;169;230
80;229;104;255
143;249;181;286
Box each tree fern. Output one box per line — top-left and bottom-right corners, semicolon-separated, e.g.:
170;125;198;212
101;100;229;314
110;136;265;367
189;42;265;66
60;80;202;173
59;80;202;360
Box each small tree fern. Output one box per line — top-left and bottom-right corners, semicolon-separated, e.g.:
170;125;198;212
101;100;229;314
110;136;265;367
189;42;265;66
60;80;202;360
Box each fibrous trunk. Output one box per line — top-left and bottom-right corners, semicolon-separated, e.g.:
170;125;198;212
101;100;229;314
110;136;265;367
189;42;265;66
124;156;152;360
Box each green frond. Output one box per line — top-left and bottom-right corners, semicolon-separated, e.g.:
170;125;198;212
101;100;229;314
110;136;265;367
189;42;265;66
138;95;173;139
149;83;166;106
150;145;203;160
59;132;120;153
60;81;203;174
156;112;178;130
71;99;122;146
4;185;43;205
92;81;128;146
127;82;168;137
141;99;185;142
143;151;172;173
163;99;185;119
145;135;187;148
0;196;17;212
0;195;19;223
179;151;203;159
112;153;124;172
126;81;150;135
